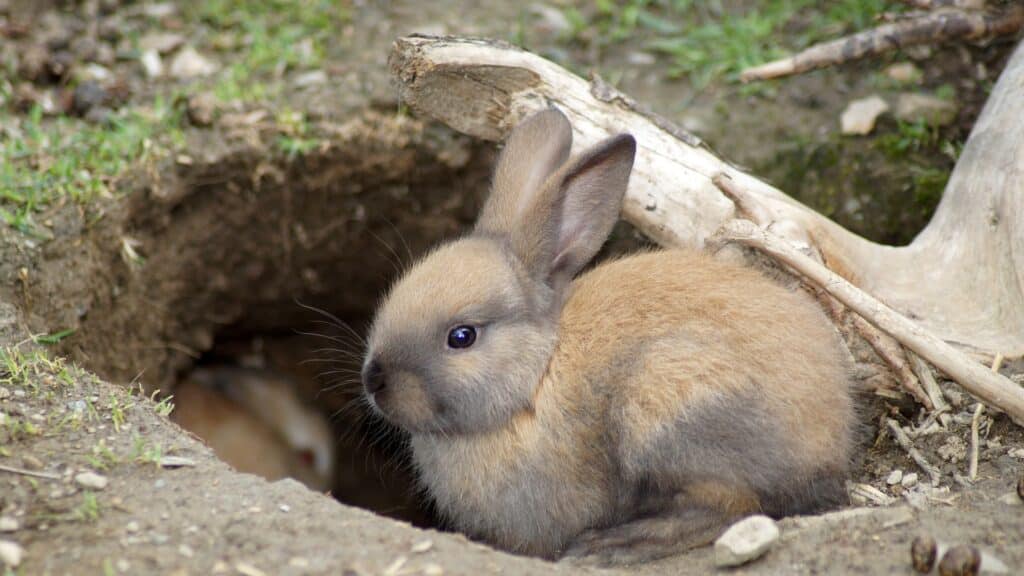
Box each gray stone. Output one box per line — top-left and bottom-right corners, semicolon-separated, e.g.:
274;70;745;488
74;471;109;490
840;95;889;135
714;515;779;567
895;93;957;127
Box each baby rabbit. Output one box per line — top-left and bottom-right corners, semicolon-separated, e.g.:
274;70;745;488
171;366;335;492
361;109;854;564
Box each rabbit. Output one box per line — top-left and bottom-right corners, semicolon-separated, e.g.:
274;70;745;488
171;366;335;492
360;108;854;565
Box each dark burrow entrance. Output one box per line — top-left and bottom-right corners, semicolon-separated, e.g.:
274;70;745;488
27;111;498;528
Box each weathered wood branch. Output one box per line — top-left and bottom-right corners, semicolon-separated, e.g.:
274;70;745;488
713;215;1024;424
389;34;1024;362
740;5;1023;81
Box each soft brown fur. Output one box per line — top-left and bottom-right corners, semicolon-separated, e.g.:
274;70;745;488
171;366;335;491
362;109;854;565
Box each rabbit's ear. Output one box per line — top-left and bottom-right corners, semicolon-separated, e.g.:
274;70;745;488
509;134;636;292
475;109;573;236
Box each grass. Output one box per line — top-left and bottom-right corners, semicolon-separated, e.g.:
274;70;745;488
561;0;899;88
0;0;352;235
0;101;184;236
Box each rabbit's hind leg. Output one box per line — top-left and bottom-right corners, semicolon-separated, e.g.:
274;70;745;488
559;480;759;566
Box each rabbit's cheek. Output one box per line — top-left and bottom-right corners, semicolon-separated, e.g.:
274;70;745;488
374;370;437;431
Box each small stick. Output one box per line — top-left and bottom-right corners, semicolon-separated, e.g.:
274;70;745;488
0;463;62;481
908;352;951;423
852;315;933;409
990;353;1004;373
740;5;1024;81
886;419;942;486
711;181;1024;426
901;0;986;10
968;403;984;481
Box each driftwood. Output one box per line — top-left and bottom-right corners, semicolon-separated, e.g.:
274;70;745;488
389;35;1024;421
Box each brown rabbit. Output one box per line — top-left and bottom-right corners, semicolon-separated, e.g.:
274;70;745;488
171;366;335;492
361;109;854;565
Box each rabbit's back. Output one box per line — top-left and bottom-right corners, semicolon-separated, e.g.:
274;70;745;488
555;249;854;515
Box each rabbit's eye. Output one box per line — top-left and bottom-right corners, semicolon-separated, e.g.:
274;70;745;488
447;325;477;349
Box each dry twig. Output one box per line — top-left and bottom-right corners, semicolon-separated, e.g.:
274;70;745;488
851;315;932;408
968;403;984;481
908;352;951;423
886;419;942;486
741;5;1024;81
0;463;61;481
901;0;986;10
712;177;1024;425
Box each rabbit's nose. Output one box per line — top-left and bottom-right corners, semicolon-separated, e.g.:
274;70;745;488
362;360;387;395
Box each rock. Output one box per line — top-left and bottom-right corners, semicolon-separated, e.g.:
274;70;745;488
626;51;657;66
140;50;163;78
938;545;980;576
0;540;24;567
530;3;572;37
885;62;922;84
294;70;327;87
896;93;957;127
17;43;50;82
937;435;967;463
911;535;937;574
158;456;197;468
169;46;217;79
80;63;112;82
1009;448;1024;459
72;81;108;116
840;95;889;135
139;32;185;54
74;471;109;490
902;472;919;488
714;515;779;567
887;469;904;486
0;517;18;532
143;3;177;18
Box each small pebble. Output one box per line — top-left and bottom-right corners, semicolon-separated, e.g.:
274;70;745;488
140;49;163;78
288;557;309;568
0;539;24;567
178;544;194;558
0;517;18;532
74;471;108;490
887;469;904;486
0;387;10;400
159;456;196;468
411;539;433;553
911;535;937;573
279;504;291;513
186;93;217;127
422;563;444;576
840;95;889;136
938;545;980;576
125;521;140;533
714;515;779;567
902;472;919;488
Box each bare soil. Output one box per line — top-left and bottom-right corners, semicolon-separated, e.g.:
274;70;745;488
1;1;1023;575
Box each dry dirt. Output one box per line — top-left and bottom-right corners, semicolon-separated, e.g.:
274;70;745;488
2;1;1024;575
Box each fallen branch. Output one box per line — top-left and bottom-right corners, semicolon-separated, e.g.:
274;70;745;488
710;180;1024;424
0;462;61;480
740;5;1024;81
900;0;986;10
886;419;942;486
850;315;932;408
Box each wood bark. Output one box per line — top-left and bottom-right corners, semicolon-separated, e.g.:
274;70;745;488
389;34;1024;363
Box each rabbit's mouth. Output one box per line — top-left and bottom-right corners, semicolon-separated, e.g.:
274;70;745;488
364;369;443;434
